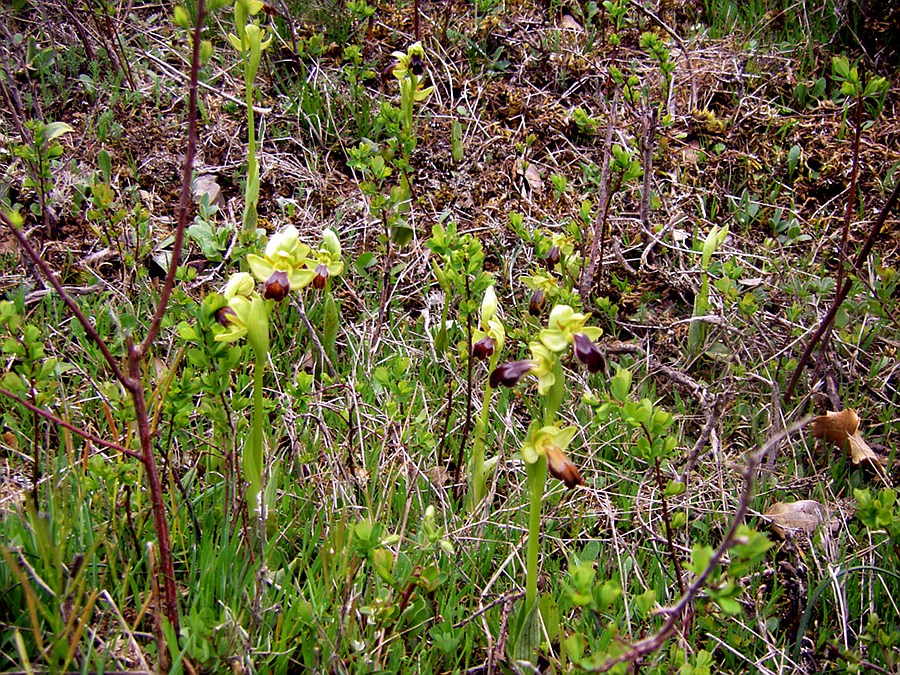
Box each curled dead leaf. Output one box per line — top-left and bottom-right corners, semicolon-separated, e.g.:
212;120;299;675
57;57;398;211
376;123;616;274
812;409;888;485
765;500;827;538
811;409;859;449
847;431;889;484
560;14;583;30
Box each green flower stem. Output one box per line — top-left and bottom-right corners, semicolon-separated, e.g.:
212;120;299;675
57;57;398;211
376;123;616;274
525;456;548;610
401;74;417;136
544;358;565;426
525;356;562;607
469;380;493;512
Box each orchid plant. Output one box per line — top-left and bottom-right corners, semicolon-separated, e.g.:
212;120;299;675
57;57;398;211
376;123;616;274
390;42;433;138
208;226;343;526
489;303;604;660
467;285;505;510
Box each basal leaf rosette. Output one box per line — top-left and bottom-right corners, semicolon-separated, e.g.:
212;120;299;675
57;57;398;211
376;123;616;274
520;421;583;488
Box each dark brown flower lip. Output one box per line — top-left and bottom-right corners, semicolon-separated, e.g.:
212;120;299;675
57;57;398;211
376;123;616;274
472;336;496;361
573;333;604;373
410;54;424;76
312;264;328;290
529;288;546;317
489;359;533;388
546;446;583;489
264;270;290;302
215;306;238;327
545;245;561;269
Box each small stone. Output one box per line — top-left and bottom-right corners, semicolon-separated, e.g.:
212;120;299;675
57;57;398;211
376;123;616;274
192;174;223;207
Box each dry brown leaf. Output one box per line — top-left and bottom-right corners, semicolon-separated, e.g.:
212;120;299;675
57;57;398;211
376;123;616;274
847;431;888;483
811;409;859;448
812;409;888;484
765;500;827;538
525;165;543;193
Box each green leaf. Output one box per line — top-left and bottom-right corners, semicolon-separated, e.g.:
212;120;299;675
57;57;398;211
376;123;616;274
539;595;560;644
97;149;112;183
173;4;191;29
832;55;849;80
178;322;198;341
690;543;714;575
354;251;376;273
511;600;541;663
3;338;25;357
44;122;74;141
665;480;685;497
610;366;632;402
715;596;742;615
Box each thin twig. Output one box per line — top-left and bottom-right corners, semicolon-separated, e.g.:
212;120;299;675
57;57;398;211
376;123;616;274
1;212;131;386
23;284;105;305
580;88;619;305
630;1;698;110
138;8;203;356
453;590;526;629
785;178;900;398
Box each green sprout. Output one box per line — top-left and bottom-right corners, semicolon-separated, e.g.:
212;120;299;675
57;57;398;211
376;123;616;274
688;224;728;356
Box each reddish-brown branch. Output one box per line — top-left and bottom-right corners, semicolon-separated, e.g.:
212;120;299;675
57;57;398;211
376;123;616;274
1;212;131;386
0;0;207;634
128;339;179;629
138;3;203;357
834;89;865;304
0;386;143;460
580;88;619;306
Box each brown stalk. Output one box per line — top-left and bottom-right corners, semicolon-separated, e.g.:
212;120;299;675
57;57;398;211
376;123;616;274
580;88;619;306
371;208;394;348
639;107;657;234
651;454;685;597
0;0;207;633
